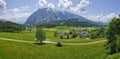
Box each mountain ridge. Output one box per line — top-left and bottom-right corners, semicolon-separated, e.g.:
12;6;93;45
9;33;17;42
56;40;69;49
25;8;104;26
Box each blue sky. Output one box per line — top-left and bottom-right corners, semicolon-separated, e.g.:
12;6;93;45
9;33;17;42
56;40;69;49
0;0;120;24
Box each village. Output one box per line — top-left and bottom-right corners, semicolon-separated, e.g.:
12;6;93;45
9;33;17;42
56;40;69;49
54;28;105;39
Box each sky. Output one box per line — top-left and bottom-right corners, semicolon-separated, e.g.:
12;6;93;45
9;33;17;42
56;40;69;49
0;0;120;24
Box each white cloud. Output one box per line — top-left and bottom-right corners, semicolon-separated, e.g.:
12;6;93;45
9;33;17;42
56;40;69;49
57;0;90;14
39;0;47;6
85;13;119;22
3;5;30;13
7;8;21;13
0;7;31;24
0;12;30;23
20;5;30;11
58;0;73;9
0;0;6;9
48;3;55;8
20;5;29;9
70;0;90;13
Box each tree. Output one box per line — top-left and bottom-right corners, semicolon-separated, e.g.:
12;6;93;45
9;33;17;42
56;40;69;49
36;27;46;44
106;17;120;55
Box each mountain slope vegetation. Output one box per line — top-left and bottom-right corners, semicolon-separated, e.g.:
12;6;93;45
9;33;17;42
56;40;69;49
0;20;25;32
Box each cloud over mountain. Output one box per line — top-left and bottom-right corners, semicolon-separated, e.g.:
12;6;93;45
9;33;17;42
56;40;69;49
0;0;6;9
70;0;90;13
0;0;119;24
0;6;31;24
85;13;119;22
48;3;55;8
39;0;47;6
58;0;73;9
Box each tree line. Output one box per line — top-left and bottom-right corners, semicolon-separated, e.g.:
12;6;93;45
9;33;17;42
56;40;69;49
0;21;25;32
37;19;100;28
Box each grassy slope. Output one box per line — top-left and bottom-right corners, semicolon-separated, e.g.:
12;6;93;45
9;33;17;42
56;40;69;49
0;32;35;41
0;40;106;59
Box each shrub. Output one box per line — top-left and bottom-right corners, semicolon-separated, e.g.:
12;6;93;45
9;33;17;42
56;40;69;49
56;42;62;47
60;35;63;39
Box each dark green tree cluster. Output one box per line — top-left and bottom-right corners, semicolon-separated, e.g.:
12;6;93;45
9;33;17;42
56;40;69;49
37;19;99;28
106;18;120;55
26;26;33;32
37;23;57;28
35;27;46;44
0;21;25;32
90;27;106;39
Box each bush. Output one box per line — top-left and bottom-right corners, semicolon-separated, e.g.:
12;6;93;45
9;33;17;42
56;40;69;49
107;53;120;59
54;31;59;37
56;42;62;47
60;35;63;39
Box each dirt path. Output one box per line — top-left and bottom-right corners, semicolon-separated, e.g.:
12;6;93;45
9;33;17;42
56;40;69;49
0;38;107;45
45;40;107;45
0;38;33;43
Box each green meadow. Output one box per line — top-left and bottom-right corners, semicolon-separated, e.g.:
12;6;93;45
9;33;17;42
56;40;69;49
0;26;105;43
0;26;118;59
0;40;106;59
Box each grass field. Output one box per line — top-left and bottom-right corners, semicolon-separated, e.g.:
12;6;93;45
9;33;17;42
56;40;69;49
0;31;105;43
44;26;99;32
0;32;35;41
0;40;106;59
0;26;116;59
0;26;102;43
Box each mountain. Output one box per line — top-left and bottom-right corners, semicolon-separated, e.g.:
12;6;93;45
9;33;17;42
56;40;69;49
0;19;7;22
25;8;103;26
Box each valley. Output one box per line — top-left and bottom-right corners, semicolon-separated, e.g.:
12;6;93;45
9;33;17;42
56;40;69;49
0;26;106;59
0;20;119;59
0;0;120;58
0;26;107;59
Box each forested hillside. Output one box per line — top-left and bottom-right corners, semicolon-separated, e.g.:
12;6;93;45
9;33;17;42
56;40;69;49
0;21;25;32
37;19;99;28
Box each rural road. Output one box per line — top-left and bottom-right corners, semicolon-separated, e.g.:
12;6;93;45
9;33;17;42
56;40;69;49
0;38;107;45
